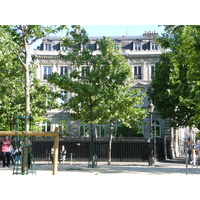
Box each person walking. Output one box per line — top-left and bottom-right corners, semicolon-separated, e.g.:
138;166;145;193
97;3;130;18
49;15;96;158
59;145;67;165
10;145;15;165
14;146;22;164
1;136;11;168
192;145;196;166
50;146;54;164
188;146;192;163
27;139;32;169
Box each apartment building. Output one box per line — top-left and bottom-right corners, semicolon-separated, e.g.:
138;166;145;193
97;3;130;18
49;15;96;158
32;30;191;157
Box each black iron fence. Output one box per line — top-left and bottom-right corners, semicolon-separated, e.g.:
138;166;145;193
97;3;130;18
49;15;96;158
30;137;168;162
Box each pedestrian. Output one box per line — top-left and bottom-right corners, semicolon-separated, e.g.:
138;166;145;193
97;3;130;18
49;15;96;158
59;145;67;164
10;144;15;165
14;146;22;164
192;145;196;166
27;139;32;169
1;136;11;168
188;146;192;162
50;146;54;164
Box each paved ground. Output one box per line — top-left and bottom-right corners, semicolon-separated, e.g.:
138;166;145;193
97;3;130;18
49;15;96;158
1;156;198;175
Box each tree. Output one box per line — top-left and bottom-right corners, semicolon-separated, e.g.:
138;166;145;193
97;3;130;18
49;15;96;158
0;25;68;174
94;37;146;165
49;25;105;167
0;59;62;132
148;25;200;129
48;25;147;166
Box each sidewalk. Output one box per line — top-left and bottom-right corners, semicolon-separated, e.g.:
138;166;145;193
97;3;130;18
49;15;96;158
0;156;193;175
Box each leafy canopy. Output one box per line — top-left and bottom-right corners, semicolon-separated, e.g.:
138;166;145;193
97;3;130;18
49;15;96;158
148;25;200;129
0;25;68;131
48;25;147;134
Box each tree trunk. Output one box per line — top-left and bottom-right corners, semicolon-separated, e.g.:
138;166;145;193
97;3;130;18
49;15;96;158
108;120;112;166
22;42;30;175
90;123;96;168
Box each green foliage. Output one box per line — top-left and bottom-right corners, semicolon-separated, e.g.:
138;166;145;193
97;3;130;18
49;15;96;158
196;132;200;140
49;25;147;135
0;25;68;131
148;25;200;129
117;123;143;137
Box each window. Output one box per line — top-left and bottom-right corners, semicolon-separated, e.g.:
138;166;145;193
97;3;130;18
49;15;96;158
135;43;141;50
62;46;68;51
42;119;51;132
151;66;155;79
60;66;68;76
45;44;51;51
43;66;52;80
96;43;99;50
151;43;157;50
112;120;121;137
82;44;90;50
152;120;161;137
114;44;119;49
95;125;106;137
80;124;89;137
134;66;142;79
58;120;68;136
58;91;68;105
81;66;89;77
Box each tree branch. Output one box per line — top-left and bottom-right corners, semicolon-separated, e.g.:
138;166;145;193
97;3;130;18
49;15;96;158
12;50;26;69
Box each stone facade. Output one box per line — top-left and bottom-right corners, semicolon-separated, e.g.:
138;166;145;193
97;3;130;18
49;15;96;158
32;31;196;158
32;31;168;139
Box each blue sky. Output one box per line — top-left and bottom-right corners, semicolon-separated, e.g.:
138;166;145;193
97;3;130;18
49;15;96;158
80;25;165;37
56;25;165;38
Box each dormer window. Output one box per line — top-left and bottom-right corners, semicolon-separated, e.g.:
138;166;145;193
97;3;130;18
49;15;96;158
96;43;99;50
151;43;157;50
114;44;119;49
62;46;68;51
45;44;51;51
135;43;141;50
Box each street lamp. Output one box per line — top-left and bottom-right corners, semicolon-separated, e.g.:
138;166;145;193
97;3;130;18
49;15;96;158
148;101;155;166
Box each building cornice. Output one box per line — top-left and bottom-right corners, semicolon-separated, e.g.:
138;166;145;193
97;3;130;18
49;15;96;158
124;53;160;59
32;52;161;61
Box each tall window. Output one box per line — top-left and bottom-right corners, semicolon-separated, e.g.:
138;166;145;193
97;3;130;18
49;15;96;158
112;120;121;137
43;66;52;80
60;66;68;76
45;44;51;51
58;120;68;136
58;91;68;105
134;66;142;79
151;66;155;79
152;120;161;137
95;125;106;137
80;124;89;137
81;66;89;77
42;119;51;132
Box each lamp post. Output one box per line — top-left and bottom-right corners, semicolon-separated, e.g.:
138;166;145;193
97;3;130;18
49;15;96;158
148;101;155;166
